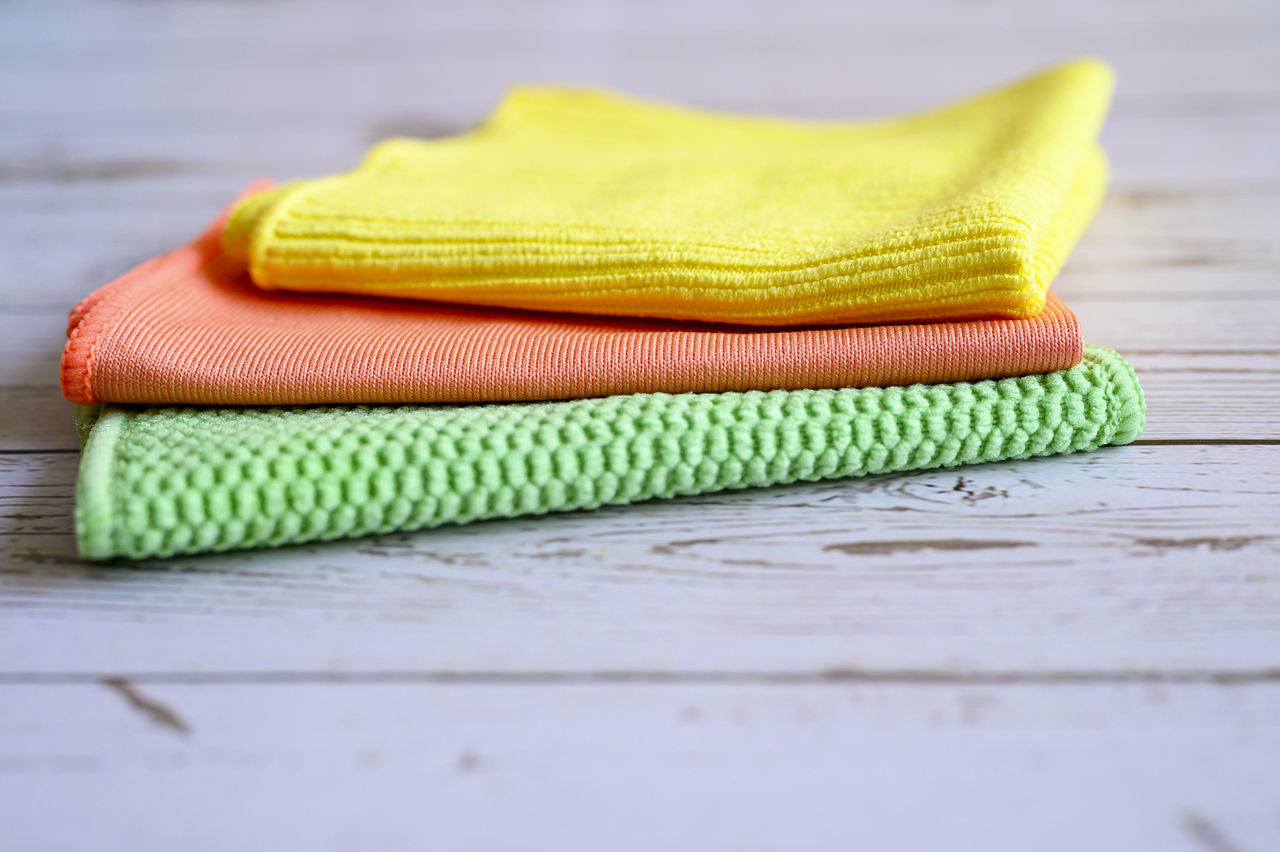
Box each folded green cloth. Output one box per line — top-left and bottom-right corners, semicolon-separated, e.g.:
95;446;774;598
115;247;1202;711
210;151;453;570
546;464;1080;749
74;346;1143;560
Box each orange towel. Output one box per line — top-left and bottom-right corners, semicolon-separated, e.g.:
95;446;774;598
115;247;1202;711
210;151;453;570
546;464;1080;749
62;184;1084;406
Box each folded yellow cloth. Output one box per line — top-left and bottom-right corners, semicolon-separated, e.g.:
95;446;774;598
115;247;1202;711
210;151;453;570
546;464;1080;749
225;59;1112;326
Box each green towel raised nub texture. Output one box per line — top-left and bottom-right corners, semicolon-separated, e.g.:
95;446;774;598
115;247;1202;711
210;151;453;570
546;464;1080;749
75;346;1144;560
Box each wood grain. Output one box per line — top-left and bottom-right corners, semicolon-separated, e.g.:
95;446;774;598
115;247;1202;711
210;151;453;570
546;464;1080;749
3;446;1277;677
2;0;1279;847
6;304;1277;450
1;680;1277;852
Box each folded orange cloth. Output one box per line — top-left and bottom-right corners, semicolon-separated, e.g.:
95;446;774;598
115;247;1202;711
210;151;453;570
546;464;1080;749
62;184;1084;406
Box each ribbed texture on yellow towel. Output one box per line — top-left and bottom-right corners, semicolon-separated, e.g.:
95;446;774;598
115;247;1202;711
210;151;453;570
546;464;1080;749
225;59;1113;326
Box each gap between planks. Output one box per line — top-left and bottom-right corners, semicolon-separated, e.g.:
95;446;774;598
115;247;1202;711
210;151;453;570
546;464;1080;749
2;668;1280;686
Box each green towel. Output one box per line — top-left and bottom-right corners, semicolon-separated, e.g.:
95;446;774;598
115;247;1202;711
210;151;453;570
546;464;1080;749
74;346;1144;561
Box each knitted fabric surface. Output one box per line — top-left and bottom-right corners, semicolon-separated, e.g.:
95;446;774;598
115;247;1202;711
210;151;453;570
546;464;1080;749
63;186;1083;406
74;346;1143;560
223;59;1113;327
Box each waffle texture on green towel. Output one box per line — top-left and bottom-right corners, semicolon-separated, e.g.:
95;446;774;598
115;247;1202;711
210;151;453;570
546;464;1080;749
75;346;1143;560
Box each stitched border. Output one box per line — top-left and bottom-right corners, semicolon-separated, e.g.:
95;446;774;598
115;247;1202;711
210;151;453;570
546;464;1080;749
75;405;125;560
60;180;277;405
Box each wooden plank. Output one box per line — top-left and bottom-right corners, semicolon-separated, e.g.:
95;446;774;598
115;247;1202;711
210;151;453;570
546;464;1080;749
5;72;1275;134
0;680;1276;851
7;235;1276;310
4;46;1276;110
7;293;1277;449
4;363;1278;451
1065;300;1280;352
4;106;1277;188
7;0;1277;44
3;445;1277;675
3;113;1278;308
6;369;1279;451
1;0;1277;845
0;311;65;388
6;0;1277;70
7;181;1278;274
0;394;76;452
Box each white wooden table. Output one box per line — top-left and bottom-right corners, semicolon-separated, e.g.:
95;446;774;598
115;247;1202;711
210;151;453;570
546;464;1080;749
2;1;1278;848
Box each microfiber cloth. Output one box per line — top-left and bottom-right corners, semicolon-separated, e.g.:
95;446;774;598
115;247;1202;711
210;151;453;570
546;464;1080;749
63;186;1083;406
223;59;1113;327
73;346;1143;560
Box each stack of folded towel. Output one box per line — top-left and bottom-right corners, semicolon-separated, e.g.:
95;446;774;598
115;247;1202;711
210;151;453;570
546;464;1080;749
61;58;1144;561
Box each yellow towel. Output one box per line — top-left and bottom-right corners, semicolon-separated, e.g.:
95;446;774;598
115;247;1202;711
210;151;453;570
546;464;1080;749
225;59;1113;326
